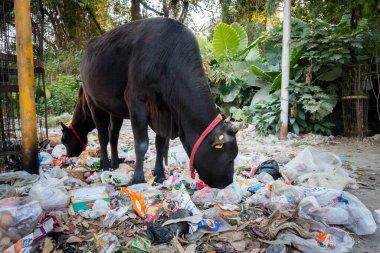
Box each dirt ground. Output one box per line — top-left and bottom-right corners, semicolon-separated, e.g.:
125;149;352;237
111;120;380;253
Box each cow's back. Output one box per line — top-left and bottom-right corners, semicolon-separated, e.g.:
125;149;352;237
80;17;214;138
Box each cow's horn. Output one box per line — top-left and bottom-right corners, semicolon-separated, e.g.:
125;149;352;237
230;122;243;134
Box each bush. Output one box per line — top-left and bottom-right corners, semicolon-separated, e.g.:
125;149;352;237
38;74;80;116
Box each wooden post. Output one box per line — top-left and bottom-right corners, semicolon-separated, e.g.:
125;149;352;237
280;0;291;139
14;0;39;174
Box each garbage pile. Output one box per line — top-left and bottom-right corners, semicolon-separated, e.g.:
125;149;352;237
0;139;378;253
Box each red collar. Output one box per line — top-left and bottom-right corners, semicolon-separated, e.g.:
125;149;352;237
69;123;87;151
189;114;223;179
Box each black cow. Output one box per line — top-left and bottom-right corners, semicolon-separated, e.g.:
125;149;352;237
61;17;239;188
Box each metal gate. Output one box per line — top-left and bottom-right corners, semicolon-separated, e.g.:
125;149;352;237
0;0;48;172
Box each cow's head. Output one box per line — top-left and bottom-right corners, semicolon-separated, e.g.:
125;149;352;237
60;122;85;157
194;121;239;189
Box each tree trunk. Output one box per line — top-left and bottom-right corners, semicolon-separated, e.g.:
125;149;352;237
280;0;291;139
131;0;142;21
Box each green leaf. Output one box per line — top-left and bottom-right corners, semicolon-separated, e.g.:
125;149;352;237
220;80;242;102
237;34;266;57
292;123;300;134
290;48;304;67
231;23;248;53
212;23;240;62
317;66;342;81
271;73;282;91
250;65;273;82
289;117;296;124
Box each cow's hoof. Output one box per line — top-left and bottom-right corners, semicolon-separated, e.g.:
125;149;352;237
154;175;166;184
130;175;145;185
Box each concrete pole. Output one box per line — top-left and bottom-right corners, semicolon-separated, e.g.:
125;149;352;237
280;0;291;139
14;0;39;174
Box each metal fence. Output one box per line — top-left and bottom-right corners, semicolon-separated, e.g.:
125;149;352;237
0;0;48;172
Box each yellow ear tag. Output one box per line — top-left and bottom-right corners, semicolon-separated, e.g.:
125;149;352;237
215;144;223;149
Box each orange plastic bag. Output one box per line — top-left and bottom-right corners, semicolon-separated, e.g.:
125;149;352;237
120;187;146;218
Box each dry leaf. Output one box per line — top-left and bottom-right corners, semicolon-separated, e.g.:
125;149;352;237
41;237;55;253
82;220;89;228
66;235;84;244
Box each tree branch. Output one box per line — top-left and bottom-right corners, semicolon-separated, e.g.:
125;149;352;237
179;0;189;23
138;0;165;16
85;5;104;33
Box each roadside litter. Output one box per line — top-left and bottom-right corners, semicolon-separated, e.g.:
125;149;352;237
0;138;376;252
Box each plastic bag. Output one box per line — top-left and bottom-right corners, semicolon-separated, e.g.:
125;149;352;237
28;174;70;211
96;233;121;253
254;159;281;179
214;182;243;204
0;185;15;200
51;144;67;158
79;199;110;219
147;209;191;243
268;180;304;211
299;187;377;235
278;226;354;253
39;152;54;166
282;147;347;181
0;197;43;251
0;171;38;187
246;186;271;207
254;172;275;184
100;171;130;186
296;172;356;191
191;187;219;206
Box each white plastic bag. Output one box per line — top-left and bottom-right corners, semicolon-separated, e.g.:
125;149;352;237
267;180;304;211
279;227;354;253
79;199;110;219
101;171;130;186
282;147;347;181
51;144;67;158
214;182;243;204
29;174;70;210
296;172;356;191
299;187;377;235
39;152;54;166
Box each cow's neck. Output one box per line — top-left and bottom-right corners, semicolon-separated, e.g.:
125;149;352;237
176;97;219;156
71;103;94;141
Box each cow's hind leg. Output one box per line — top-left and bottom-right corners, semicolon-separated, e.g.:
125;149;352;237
153;135;168;183
109;116;123;169
129;100;149;184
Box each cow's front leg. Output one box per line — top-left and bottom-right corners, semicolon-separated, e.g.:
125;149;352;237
129;102;149;184
90;108;110;170
153;135;168;183
109;116;123;169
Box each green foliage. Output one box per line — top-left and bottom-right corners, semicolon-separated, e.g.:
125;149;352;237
39;74;80;116
201;23;267;119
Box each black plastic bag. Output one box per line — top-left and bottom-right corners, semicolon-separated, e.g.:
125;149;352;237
255;159;281;179
146;209;191;243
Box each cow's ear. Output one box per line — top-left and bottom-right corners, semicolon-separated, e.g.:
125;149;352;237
211;134;234;148
60;122;70;133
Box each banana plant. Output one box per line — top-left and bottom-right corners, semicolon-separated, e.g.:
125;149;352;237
250;47;305;91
